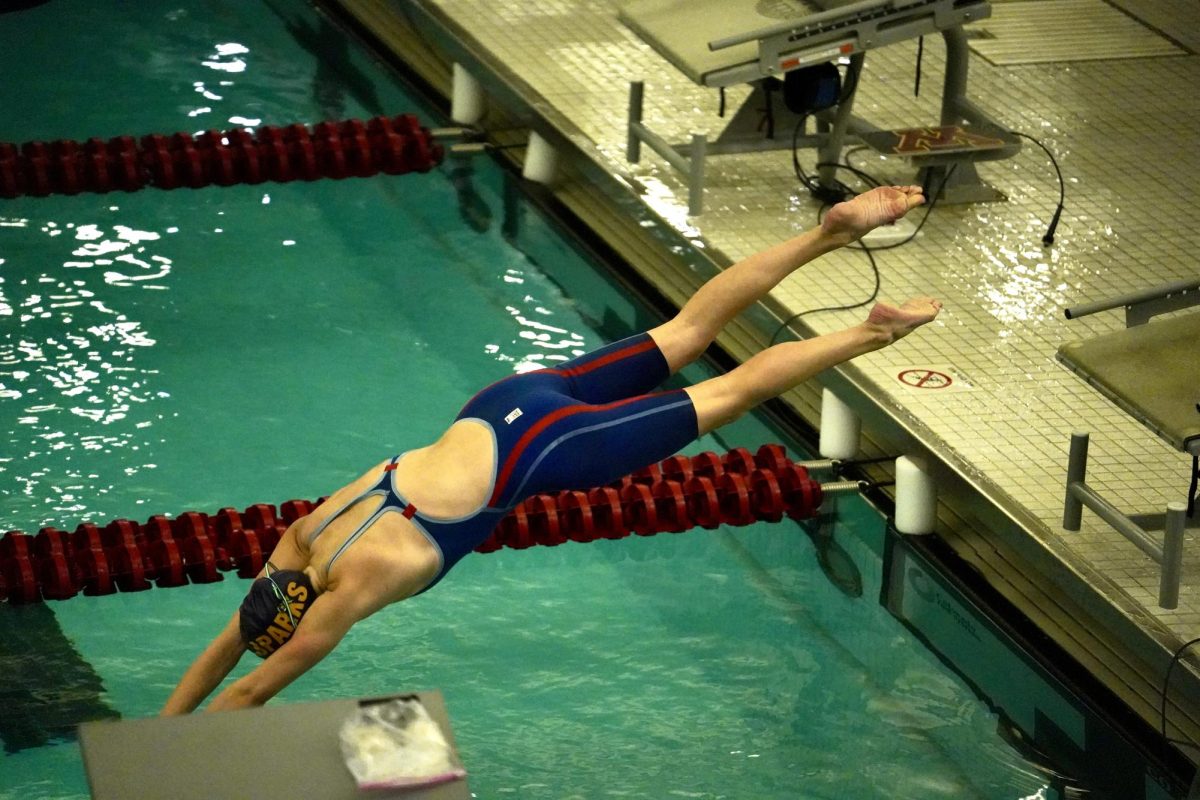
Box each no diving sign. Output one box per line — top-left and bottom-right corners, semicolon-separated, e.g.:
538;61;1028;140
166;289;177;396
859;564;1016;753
893;365;974;393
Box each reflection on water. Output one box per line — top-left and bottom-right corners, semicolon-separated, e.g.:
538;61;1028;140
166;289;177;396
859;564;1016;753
1;213;173;524
0;604;120;754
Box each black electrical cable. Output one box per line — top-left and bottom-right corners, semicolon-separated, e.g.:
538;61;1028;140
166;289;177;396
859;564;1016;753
1161;637;1200;753
1187;454;1198;518
914;36;924;97
770;164;957;345
814;160;883;189
769;229;881;345
1010;131;1066;245
791;60;868;204
791;114;820;196
791;121;861;205
842;145;870;176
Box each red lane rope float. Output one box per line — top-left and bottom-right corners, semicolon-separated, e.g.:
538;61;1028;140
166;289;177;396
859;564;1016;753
0;114;444;199
0;445;823;604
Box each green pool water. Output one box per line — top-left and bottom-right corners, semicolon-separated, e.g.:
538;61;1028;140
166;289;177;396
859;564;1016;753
0;1;1069;798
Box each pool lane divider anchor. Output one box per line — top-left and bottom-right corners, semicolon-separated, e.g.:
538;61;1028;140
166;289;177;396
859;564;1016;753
447;60;560;184
0;113;452;199
818;387;861;461
817;387;938;535
451;63;486;126
0;444;874;604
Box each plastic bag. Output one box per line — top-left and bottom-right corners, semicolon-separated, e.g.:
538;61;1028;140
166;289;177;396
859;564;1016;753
339;696;466;791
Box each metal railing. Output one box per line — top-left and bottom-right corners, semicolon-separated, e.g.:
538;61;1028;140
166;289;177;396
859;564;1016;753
1063;432;1189;609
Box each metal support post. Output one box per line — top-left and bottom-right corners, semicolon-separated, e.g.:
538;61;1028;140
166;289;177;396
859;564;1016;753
1161;502;1187;609
627;81;644;163
1063;432;1089;531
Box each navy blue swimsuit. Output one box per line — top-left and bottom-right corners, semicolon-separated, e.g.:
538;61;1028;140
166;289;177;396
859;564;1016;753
306;333;698;593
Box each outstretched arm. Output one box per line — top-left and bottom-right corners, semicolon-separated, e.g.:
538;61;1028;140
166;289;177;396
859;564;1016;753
160;611;247;715
203;586;363;712
160;519;314;715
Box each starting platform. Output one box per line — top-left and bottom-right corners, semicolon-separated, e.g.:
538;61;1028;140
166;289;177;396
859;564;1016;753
1057;279;1200;610
620;0;1019;213
78;691;470;800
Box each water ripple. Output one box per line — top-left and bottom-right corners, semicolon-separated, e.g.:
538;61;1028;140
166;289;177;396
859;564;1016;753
0;215;172;528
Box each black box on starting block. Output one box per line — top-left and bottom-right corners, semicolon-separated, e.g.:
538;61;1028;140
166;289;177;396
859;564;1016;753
78;690;470;799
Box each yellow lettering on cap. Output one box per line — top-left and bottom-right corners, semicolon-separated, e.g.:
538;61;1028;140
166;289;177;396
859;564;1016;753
273;611;295;632
286;580;308;603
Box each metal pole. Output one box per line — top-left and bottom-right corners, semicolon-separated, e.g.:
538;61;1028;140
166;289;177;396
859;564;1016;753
816;53;864;192
940;28;969;126
688;133;706;216
629;122;692;175
821;480;866;494
1063;432;1089;531
1063;277;1200;321
1068;483;1164;561
1160;502;1187;609
627;81;644;163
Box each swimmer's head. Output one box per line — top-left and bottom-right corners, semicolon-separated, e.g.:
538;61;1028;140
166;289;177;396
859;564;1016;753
238;564;314;659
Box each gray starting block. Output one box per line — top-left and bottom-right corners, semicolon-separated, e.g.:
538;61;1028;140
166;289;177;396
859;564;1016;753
621;0;1015;213
78;691;470;800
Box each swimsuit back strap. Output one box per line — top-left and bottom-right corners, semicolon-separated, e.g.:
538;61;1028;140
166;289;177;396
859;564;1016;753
322;456;416;573
305;456;404;547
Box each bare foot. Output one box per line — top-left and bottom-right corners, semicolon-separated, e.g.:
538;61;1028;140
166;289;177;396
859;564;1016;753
821;186;925;245
865;297;942;344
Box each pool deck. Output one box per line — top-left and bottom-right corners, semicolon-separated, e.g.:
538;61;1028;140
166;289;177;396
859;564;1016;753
332;0;1200;763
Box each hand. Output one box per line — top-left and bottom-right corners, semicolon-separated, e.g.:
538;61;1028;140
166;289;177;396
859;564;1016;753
820;186;925;245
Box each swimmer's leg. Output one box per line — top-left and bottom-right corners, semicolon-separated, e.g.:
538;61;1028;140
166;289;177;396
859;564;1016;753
683;298;940;435
647;186;924;374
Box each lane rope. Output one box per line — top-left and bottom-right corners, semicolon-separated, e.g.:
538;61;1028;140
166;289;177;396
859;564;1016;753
0;114;444;198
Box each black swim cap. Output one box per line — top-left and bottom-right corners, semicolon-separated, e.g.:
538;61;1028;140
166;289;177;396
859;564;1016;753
239;567;314;659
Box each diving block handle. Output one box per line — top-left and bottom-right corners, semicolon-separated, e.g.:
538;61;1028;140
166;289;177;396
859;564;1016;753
1063;431;1187;609
1064;277;1200;326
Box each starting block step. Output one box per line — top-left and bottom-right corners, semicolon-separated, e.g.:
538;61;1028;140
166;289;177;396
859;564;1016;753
860;125;1021;162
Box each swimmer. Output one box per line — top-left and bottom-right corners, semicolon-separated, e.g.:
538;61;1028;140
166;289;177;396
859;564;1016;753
161;185;938;714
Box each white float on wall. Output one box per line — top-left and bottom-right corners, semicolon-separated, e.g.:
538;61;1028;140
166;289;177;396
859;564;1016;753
818;388;861;460
451;63;485;125
521;131;559;185
894;455;937;535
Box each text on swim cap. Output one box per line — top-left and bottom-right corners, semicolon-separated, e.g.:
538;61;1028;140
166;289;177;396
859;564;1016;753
247;579;309;658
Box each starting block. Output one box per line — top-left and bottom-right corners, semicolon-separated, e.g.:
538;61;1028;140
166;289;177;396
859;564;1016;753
621;0;1016;213
79;691;470;800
